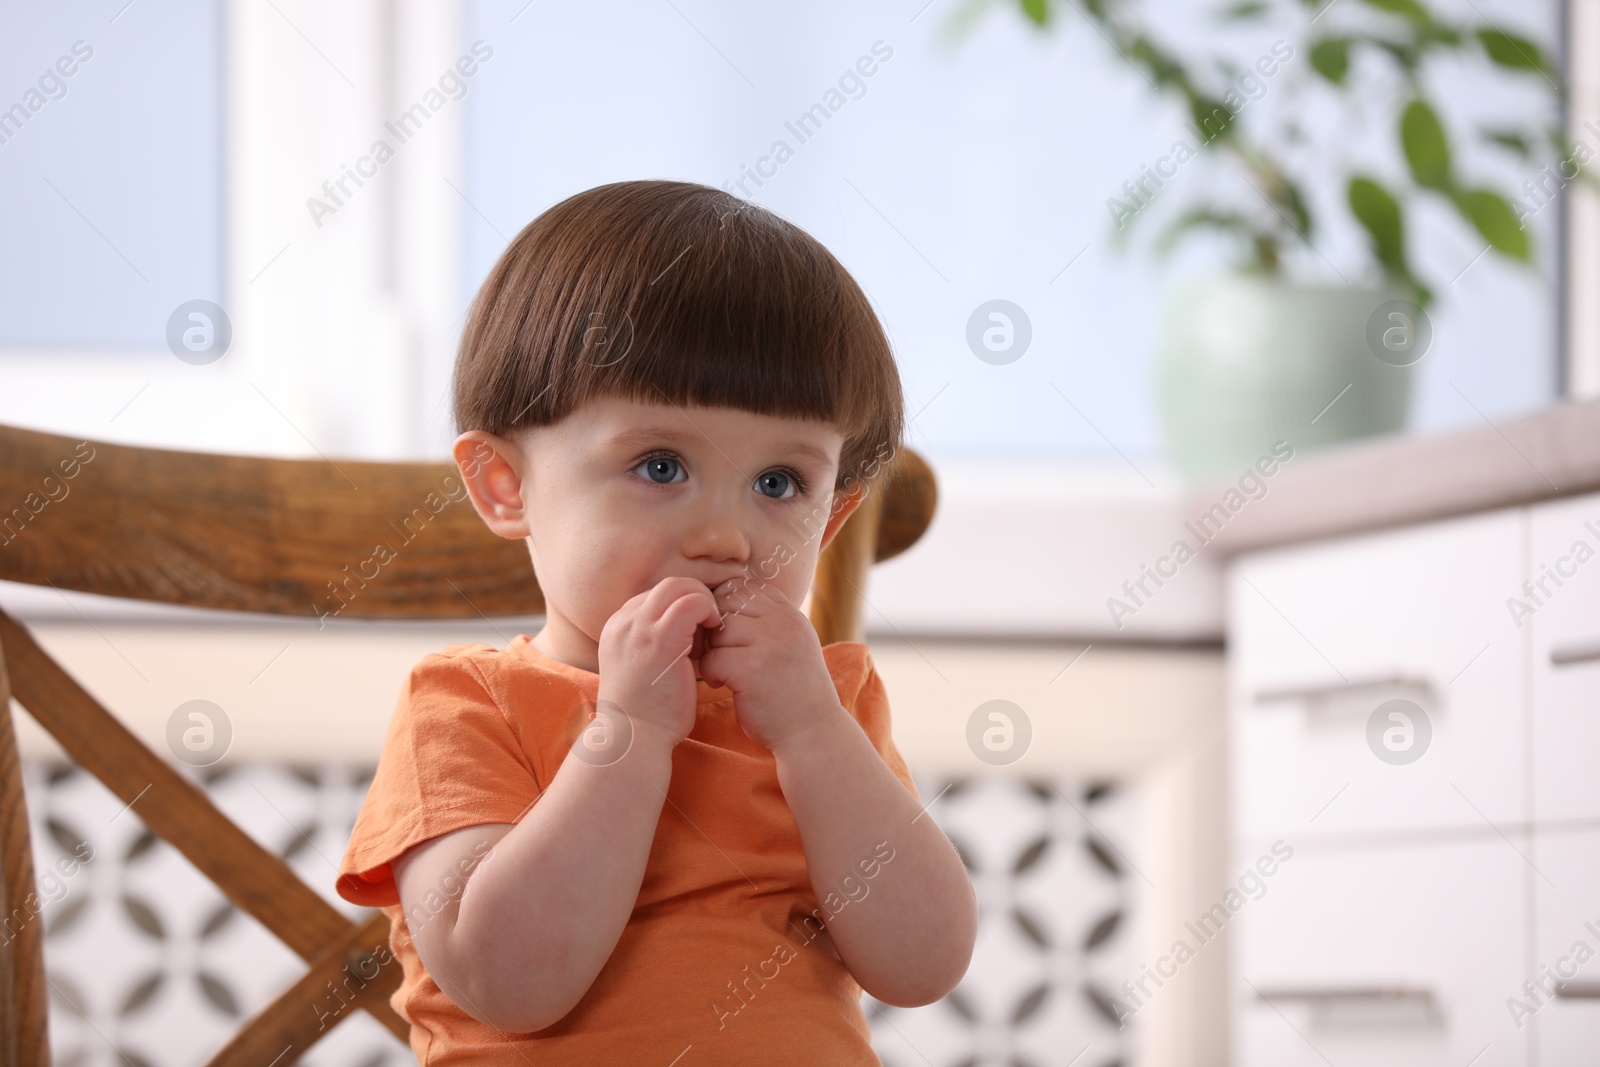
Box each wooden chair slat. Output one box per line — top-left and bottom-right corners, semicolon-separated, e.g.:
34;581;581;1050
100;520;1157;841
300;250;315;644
874;448;937;567
0;637;49;1067
810;478;886;646
204;910;407;1066
0;424;541;619
0;610;407;1038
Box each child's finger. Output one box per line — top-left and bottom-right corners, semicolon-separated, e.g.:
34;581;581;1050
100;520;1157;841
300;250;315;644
638;575;710;621
659;586;721;646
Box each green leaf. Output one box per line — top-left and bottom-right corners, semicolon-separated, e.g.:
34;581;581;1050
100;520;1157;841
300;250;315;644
1217;0;1270;19
1542;131;1600;194
1449;187;1531;261
1403;268;1435;310
1188;95;1235;143
1280;176;1313;237
1479;127;1534;159
1414;23;1462;48
1251;233;1281;274
1360;0;1430;23
1349;175;1406;273
1019;0;1050;26
1477;28;1552;76
1309;37;1351;84
1129;35;1188;88
1400;98;1452;190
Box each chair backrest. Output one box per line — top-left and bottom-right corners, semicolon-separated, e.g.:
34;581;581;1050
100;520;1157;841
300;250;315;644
0;421;936;1065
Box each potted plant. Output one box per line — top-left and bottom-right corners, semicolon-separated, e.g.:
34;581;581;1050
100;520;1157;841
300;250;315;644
964;0;1591;480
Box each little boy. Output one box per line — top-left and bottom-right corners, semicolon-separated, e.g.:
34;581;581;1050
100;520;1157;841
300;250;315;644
335;179;977;1064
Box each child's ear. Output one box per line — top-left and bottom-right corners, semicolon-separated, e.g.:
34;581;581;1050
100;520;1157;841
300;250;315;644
452;430;532;540
816;480;869;554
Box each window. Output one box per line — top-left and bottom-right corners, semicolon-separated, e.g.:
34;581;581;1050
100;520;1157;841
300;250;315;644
461;0;1563;472
0;1;225;349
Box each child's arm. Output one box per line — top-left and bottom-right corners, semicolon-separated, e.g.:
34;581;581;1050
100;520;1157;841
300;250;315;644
770;705;978;1007
393;722;678;1033
393;576;721;1033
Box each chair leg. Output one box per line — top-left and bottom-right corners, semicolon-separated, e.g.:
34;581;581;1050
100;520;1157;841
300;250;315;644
0;636;50;1067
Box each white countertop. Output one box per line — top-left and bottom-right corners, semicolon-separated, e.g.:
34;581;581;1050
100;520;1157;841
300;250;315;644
1186;396;1600;557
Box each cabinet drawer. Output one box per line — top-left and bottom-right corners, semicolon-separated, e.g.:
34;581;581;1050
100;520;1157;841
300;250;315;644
1230;507;1525;837
1528;491;1600;822
1233;835;1529;1067
1531;828;1600;1063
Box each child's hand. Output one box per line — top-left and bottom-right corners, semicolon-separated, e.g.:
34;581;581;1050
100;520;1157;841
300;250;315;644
697;577;842;752
596;576;723;748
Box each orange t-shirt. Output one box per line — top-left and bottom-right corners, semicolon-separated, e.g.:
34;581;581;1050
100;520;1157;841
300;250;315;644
336;634;919;1065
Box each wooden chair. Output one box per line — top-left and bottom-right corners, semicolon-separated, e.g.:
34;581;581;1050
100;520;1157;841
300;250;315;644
0;421;936;1066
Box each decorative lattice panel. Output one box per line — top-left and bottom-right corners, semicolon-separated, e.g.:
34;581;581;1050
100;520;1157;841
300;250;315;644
16;761;1137;1067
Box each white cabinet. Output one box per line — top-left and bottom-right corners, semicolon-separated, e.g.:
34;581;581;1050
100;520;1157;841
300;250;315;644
1528;493;1600;823
1234;835;1528;1067
1228;489;1600;1067
1230;507;1526;838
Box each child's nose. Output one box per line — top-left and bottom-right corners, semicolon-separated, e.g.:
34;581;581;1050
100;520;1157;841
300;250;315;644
683;498;750;560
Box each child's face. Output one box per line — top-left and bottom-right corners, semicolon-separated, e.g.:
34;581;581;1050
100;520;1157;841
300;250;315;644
454;395;865;674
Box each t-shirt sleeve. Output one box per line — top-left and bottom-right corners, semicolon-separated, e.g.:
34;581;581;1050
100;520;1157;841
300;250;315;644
843;649;920;805
336;650;542;907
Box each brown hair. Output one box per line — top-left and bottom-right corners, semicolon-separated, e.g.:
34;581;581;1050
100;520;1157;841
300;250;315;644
451;180;904;494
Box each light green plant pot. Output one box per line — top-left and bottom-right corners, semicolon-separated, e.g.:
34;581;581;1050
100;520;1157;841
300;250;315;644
1157;275;1421;483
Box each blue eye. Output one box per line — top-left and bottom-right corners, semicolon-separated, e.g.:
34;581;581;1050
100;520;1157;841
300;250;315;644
755;470;801;500
633;451;810;501
635;453;684;485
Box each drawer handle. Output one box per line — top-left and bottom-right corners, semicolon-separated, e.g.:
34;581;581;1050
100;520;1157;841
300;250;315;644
1254;985;1435;1005
1252;674;1433;707
1551;639;1600;667
1557;981;1600;999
